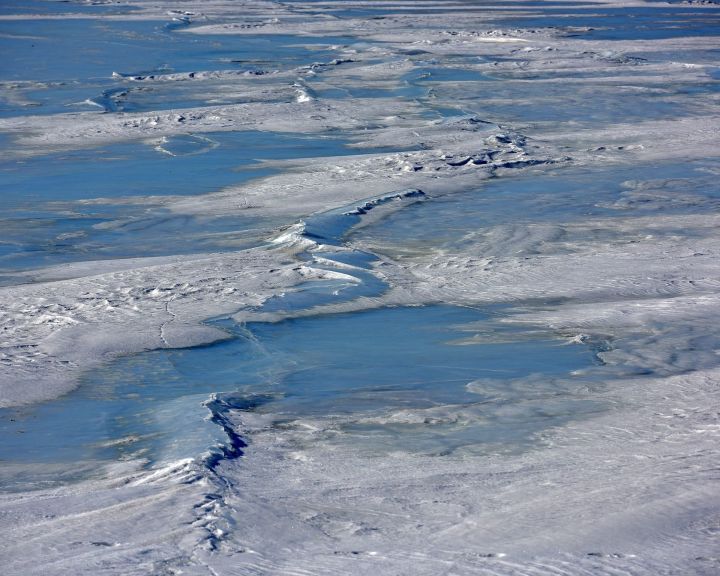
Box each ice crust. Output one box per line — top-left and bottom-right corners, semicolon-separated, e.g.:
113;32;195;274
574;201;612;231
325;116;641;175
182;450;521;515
1;0;720;574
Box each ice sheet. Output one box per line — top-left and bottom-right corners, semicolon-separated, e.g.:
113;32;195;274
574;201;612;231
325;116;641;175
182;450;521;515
1;0;719;574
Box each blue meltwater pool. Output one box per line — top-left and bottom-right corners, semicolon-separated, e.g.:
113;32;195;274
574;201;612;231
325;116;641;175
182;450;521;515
0;303;602;490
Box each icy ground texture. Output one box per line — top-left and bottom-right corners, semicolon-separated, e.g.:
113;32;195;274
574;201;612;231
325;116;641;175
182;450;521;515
1;0;720;574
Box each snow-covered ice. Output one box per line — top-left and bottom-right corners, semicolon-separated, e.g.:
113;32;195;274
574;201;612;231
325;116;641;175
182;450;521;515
1;0;719;574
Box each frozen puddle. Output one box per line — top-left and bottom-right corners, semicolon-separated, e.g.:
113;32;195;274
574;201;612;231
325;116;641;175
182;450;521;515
215;305;600;456
494;5;720;41
0;304;598;489
350;160;720;258
0;130;378;276
0;15;354;116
